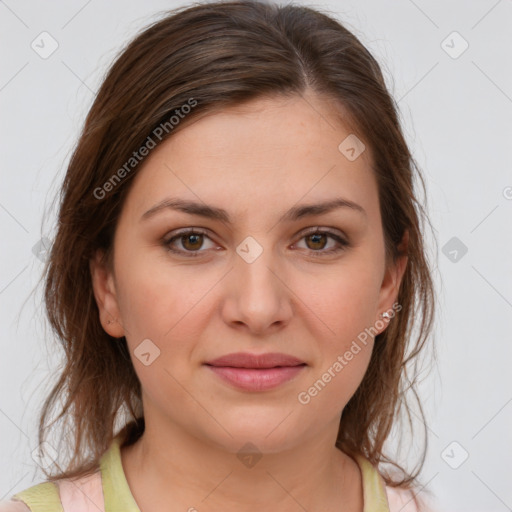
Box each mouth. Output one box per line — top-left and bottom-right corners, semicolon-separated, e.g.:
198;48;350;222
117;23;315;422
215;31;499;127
205;365;306;391
204;352;306;369
204;352;307;391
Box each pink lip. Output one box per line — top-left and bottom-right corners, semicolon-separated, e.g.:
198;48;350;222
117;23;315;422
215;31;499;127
205;352;305;368
204;352;307;391
206;365;306;391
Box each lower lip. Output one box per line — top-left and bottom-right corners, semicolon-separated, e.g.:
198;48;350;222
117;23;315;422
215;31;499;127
205;365;306;391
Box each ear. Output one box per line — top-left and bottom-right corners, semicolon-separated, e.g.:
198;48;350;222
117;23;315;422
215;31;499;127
375;230;409;333
89;249;125;338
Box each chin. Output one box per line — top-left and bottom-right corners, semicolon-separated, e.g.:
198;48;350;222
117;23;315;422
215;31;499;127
202;417;304;455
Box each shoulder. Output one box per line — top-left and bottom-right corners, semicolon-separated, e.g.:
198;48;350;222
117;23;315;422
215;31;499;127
385;485;436;512
385;485;419;511
0;501;31;512
2;470;104;512
1;481;61;512
56;470;104;511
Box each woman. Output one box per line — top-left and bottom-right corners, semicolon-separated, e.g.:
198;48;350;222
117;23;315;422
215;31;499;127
1;1;437;510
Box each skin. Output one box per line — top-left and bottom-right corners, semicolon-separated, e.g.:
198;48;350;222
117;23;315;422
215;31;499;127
90;91;407;512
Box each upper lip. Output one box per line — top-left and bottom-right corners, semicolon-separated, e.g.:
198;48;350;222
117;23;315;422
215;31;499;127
205;352;306;369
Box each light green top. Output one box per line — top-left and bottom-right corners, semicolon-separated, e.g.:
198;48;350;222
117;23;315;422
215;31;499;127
99;432;141;511
12;432;391;511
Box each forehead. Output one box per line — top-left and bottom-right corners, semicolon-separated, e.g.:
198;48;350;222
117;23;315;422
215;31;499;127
121;93;379;223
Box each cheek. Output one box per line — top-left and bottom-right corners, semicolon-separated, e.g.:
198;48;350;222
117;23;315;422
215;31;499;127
114;248;216;364
114;244;185;331
112;258;205;403
297;348;372;423
291;258;380;403
297;258;383;340
295;281;375;420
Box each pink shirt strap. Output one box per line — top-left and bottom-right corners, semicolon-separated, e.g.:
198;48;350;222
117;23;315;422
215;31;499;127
56;471;105;512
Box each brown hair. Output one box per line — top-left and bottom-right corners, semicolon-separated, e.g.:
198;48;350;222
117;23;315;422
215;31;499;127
36;0;436;502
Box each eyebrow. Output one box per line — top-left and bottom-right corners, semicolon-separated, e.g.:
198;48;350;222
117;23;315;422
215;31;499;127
140;197;366;223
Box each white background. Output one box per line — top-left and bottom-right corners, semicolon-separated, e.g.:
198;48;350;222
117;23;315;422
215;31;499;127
1;1;511;511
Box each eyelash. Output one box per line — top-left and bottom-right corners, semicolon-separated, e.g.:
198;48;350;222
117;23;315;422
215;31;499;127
162;227;349;258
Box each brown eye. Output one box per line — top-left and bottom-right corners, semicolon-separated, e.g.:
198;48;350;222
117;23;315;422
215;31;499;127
305;232;329;251
163;228;216;257
181;233;204;251
295;228;349;257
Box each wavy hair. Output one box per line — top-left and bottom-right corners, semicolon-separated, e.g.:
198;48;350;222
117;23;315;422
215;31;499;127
35;0;436;503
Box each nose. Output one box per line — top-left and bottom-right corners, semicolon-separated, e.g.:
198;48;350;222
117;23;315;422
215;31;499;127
221;242;293;335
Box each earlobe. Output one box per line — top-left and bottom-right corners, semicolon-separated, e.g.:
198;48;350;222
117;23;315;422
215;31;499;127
376;231;409;332
89;249;125;338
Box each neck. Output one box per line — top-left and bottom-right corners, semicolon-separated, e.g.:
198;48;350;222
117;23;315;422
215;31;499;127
120;416;363;512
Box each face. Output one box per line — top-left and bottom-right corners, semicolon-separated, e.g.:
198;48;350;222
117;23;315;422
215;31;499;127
91;92;406;455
